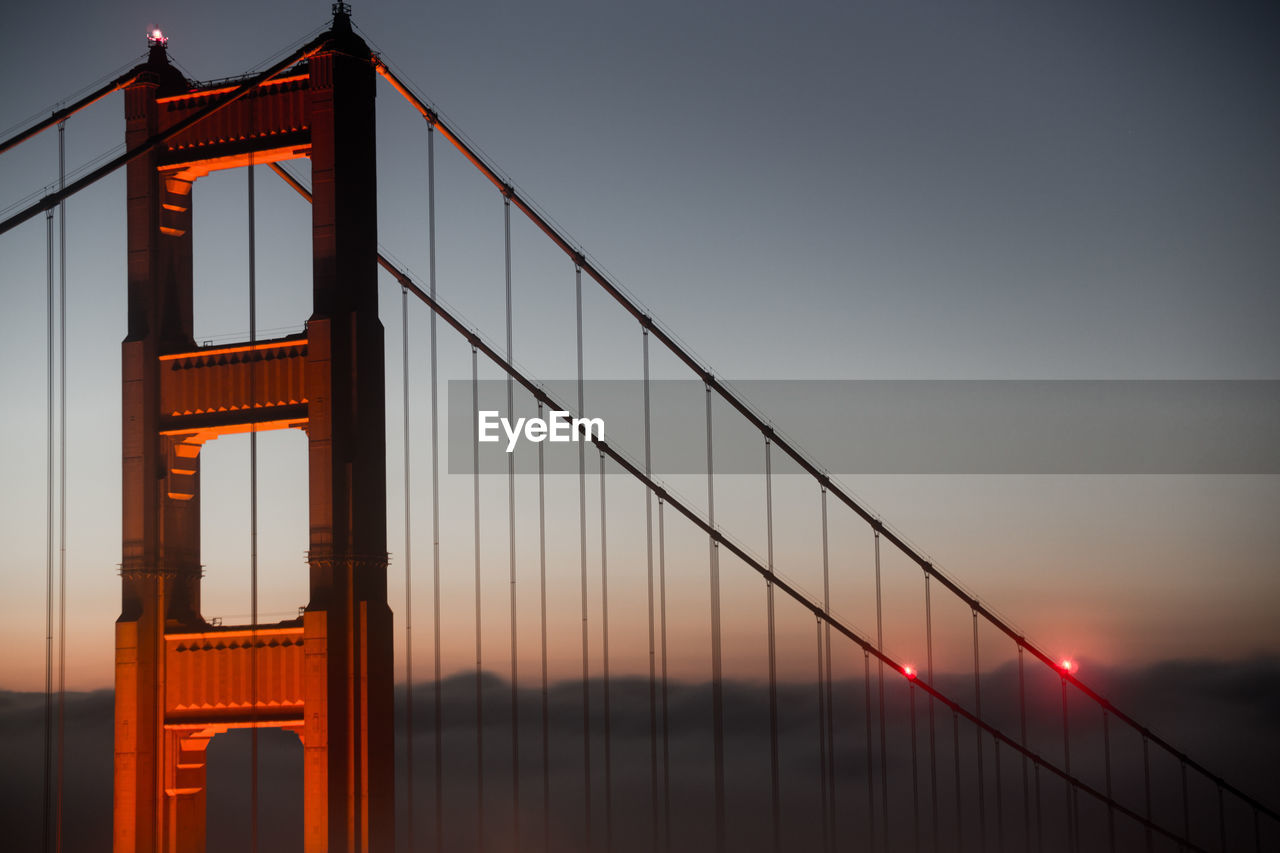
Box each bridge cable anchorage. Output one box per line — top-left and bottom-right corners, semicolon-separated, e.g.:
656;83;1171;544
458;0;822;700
764;438;781;853
503;192;521;852
819;486;835;852
260;160;1226;853
367;58;1280;839
472;343;485;853
247;149;260;853
426;120;445;853
401;274;413;851
43;161;54;853
657;494;673;851
574;263;592;851
642;326;660;853
705;382;727;853
924;571;939;851
600;447;614;852
537;397;551;853
0;36;328;237
55;116;67;853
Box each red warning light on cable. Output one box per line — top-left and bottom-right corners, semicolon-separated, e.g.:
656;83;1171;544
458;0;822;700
1059;658;1078;675
903;664;917;680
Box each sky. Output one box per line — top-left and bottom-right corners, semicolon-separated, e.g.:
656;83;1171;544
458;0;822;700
0;0;1277;711
1;1;1279;848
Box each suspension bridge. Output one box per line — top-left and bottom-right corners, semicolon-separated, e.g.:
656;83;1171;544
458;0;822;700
1;5;1277;852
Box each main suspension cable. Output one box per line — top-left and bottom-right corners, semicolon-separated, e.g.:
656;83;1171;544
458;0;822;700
269;159;1221;853
2;38;327;237
367;60;1280;838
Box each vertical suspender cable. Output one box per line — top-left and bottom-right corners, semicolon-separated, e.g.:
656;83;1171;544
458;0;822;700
996;735;1005;852
765;438;781;853
973;609;986;849
247;156;259;853
1103;710;1115;853
816;617;829;851
401;278;414;852
1035;764;1044;852
427;122;444;853
658;497;672;850
925;572;938;851
817;497;830;853
1019;645;1032;852
1062;675;1074;853
1181;761;1190;847
473;344;485;853
503;194;521;851
43;177;54;853
1143;735;1153;853
55;117;68;853
643;328;659;851
910;679;920;853
575;265;592;851
864;649;876;850
953;709;963;851
1217;785;1226;853
600;448;613;852
875;530;889;850
820;487;835;851
706;383;727;853
538;400;550;853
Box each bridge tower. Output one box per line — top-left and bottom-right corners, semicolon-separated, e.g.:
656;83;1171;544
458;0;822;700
113;8;393;851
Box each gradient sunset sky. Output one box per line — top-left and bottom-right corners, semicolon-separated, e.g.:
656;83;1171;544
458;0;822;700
0;0;1277;696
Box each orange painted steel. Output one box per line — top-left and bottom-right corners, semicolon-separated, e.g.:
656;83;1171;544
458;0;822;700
114;12;392;852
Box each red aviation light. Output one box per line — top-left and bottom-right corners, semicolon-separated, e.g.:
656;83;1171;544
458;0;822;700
903;664;917;680
1060;658;1078;675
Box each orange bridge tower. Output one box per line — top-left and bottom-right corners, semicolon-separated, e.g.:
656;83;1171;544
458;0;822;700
114;8;393;851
